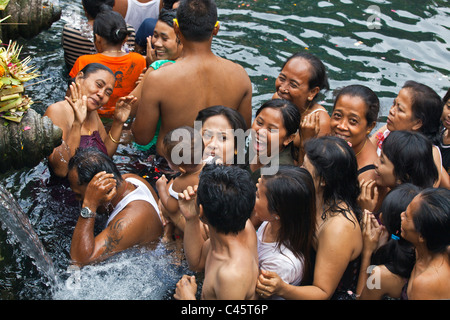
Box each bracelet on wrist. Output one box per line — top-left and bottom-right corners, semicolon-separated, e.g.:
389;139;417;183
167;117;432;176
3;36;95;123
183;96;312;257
108;131;120;144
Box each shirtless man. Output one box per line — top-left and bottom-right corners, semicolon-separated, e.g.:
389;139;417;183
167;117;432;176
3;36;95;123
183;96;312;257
131;0;252;156
68;147;163;266
173;165;259;300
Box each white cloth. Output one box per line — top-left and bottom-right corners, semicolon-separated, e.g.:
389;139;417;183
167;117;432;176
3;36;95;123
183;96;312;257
168;182;179;200
106;177;161;227
125;0;160;32
257;222;304;299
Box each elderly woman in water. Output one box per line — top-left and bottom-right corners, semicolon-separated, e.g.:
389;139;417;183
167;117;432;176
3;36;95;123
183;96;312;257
44;63;137;178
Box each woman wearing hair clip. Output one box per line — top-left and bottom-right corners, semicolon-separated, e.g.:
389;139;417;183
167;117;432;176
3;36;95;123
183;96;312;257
70;4;146;120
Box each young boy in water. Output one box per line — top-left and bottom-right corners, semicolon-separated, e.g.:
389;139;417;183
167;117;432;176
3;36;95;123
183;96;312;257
155;126;205;241
173;165;259;300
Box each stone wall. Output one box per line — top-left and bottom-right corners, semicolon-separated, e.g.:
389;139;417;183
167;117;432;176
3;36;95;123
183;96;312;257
0;0;61;40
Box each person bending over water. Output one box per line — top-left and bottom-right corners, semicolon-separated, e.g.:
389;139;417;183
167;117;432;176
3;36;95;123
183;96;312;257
45;63;136;178
174;165;259;300
68;147;163;266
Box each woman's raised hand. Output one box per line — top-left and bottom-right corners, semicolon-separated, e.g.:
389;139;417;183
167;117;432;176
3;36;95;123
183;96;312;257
65;81;87;125
114;95;137;123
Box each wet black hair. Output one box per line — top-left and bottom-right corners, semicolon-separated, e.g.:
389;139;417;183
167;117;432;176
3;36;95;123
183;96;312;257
159;8;178;27
68;147;123;185
382;130;438;189
371;183;420;279
262;166;316;280
333;84;380;127
82;0;114;19
162;0;180;10
196;164;256;235
176;0;217;42
413;187;450;254
282;52;330;103
93;4;131;46
79;62;115;78
69;62;115;87
402;80;443;145
304;136;361;224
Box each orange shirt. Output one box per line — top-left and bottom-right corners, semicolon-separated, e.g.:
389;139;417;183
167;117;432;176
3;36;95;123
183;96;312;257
69;52;145;117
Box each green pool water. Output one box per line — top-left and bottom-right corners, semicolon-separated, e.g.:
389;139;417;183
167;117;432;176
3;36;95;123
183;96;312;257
0;0;448;300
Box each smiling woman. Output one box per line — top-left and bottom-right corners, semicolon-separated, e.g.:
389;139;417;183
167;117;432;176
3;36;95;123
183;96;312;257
330;84;380;182
273;52;331;142
44;63;137;178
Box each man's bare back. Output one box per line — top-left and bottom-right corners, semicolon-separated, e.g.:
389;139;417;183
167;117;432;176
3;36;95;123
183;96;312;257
131;1;252;156
132;52;252;155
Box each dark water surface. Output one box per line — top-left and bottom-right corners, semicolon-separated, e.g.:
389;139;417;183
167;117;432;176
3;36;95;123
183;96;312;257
0;0;449;299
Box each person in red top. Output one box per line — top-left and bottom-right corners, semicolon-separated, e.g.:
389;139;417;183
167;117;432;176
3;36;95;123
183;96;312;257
70;4;145;118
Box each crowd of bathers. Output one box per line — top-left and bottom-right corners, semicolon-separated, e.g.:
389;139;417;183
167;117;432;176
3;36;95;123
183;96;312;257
43;0;450;300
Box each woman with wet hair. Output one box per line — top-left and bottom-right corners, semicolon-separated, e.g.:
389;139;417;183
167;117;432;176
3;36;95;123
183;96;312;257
374;130;438;190
357;183;420;300
371;80;449;188
249;99;300;184
45;63;136;178
254;166;316;299
257;136;363;300
400;188;450;299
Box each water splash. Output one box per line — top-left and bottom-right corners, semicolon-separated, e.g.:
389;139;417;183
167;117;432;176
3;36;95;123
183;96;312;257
0;183;57;287
52;243;192;300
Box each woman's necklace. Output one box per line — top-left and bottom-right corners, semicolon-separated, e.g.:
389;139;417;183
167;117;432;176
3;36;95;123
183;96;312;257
355;139;367;157
102;50;124;54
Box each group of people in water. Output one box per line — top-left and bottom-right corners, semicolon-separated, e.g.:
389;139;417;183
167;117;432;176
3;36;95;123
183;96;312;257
47;0;449;300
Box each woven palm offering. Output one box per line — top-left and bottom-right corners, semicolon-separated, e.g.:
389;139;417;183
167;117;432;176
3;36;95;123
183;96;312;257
0;40;39;124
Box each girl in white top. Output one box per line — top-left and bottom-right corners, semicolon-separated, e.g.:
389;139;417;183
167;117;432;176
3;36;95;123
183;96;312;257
253;166;316;299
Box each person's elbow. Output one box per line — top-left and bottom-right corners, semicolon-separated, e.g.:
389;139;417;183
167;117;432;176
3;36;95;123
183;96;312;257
131;122;152;145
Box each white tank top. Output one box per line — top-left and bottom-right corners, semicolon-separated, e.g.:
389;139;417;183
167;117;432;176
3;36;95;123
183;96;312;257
106;177;161;227
125;0;160;32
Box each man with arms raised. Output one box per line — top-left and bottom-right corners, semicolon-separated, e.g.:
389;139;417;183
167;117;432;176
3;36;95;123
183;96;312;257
132;0;252;156
174;165;259;300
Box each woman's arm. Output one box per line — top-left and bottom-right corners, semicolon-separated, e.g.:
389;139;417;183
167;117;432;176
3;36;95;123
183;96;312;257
258;214;362;300
102;95;136;156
